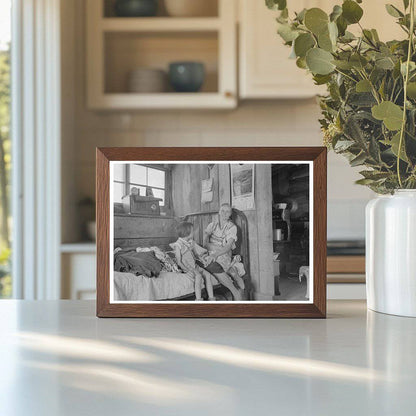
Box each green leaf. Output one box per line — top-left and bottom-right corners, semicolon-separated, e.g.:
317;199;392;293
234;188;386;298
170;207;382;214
266;0;287;11
336;15;348;36
403;0;410;9
401;61;416;76
349;92;377;107
356;79;372;92
344;113;369;147
306;48;335;75
369;136;381;162
330;5;343;22
407;82;416;99
355;178;377;185
363;29;375;44
342;0;363;24
295;8;307;22
371;29;380;42
372;101;404;130
340;31;356;42
359;170;391;180
379;78;386;99
350;53;368;69
385;4;404;18
350;152;368;167
294;33;315;57
296;57;307;69
304;8;329;35
277;23;299;42
318;31;334;52
382;132;409;162
328;21;338;45
333;59;353;70
313;74;332;85
334;139;355;152
375;56;395;70
393;61;402;79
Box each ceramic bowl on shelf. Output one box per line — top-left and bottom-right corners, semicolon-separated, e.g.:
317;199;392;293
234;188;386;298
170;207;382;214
164;0;217;17
127;68;167;93
86;221;96;242
168;62;205;92
114;0;158;17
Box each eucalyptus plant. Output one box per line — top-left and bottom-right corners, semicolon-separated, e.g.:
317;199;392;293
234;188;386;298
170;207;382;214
266;0;416;193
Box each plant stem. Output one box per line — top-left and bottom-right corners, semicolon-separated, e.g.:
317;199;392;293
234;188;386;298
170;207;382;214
334;68;357;83
397;0;415;188
358;69;380;104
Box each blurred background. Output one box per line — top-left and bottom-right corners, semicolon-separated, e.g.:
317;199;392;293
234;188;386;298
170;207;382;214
1;0;404;300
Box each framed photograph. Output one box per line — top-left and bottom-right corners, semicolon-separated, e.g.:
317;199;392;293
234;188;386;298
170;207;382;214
96;147;327;318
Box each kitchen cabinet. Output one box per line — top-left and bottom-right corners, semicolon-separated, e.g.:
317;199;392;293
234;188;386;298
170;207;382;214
61;244;96;300
239;0;325;99
238;0;404;99
86;0;237;109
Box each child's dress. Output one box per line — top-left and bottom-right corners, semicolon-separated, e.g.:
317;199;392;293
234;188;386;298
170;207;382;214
170;238;210;278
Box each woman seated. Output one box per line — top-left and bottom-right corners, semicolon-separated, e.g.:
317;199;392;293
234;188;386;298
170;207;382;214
202;203;245;301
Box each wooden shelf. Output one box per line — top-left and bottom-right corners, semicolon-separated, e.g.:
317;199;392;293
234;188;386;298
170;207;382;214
327;256;365;274
101;17;221;32
86;0;237;110
61;242;96;253
89;92;235;110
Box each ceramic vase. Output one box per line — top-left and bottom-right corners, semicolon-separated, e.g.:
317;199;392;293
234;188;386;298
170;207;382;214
168;62;205;92
366;190;416;317
114;0;158;17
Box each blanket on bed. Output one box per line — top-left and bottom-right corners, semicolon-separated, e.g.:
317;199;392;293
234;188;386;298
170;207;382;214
114;271;219;301
114;250;162;277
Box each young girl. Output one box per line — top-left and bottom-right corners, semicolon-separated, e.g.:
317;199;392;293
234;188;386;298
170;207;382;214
171;222;216;301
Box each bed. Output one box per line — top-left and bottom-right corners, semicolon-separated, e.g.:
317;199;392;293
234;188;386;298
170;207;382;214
113;208;251;301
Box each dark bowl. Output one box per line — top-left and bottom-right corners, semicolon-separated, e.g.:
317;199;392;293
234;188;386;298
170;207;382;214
114;0;158;17
168;62;205;93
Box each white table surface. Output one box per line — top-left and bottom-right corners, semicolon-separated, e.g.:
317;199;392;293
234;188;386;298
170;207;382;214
0;300;415;416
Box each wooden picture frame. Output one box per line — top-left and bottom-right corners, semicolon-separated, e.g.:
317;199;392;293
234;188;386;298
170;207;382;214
97;147;327;318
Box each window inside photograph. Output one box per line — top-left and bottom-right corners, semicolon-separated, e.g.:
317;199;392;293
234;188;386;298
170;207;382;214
113;164;166;206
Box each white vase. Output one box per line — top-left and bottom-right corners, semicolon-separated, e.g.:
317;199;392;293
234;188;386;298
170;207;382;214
366;190;416;317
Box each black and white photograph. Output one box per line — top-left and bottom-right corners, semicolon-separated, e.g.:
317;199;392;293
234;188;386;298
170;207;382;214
110;161;313;303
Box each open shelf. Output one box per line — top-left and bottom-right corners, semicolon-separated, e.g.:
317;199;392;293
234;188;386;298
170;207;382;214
104;31;219;94
103;0;219;18
101;17;221;32
61;242;96;253
91;92;235;109
86;0;236;109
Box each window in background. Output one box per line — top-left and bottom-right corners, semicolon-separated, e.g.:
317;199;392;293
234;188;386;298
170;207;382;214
0;0;11;298
113;164;166;206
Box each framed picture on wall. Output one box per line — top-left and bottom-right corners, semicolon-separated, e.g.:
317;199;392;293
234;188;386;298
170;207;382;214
96;147;327;318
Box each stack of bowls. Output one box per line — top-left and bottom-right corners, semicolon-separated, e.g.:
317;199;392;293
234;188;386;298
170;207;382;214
127;68;167;93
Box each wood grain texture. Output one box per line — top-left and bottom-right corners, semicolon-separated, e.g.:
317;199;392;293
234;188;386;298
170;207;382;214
327;256;365;274
96;147;327;318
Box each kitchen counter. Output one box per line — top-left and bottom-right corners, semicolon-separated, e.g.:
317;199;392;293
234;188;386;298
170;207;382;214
0;300;415;415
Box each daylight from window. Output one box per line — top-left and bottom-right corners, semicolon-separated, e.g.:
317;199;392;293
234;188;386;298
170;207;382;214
0;0;12;298
114;164;166;205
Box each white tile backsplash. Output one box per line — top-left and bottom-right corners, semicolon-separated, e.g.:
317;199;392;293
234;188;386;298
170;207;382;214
72;95;371;241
